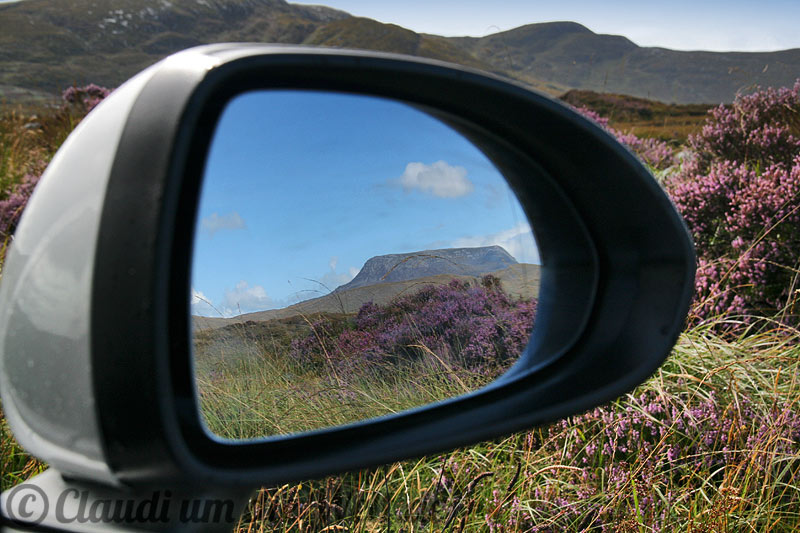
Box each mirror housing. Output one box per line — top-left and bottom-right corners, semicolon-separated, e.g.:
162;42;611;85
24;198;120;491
0;45;694;490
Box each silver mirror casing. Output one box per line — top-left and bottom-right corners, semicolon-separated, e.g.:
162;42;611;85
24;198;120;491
0;60;168;486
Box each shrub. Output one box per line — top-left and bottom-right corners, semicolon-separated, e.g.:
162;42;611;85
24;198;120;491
666;81;800;327
61;83;112;114
689;80;800;173
0;172;40;239
291;276;537;380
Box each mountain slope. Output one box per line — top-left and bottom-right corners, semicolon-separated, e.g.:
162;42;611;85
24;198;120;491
0;0;349;96
2;1;799;104
193;263;540;330
449;21;800;103
303;17;501;73
193;245;537;330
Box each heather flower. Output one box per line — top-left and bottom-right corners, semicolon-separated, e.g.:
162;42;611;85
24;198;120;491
667;153;800;326
689;79;800;173
61;84;112;113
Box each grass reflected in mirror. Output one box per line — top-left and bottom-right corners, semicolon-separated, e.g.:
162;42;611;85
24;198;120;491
195;273;538;439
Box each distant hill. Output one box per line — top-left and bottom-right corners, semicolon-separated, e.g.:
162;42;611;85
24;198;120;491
193;264;540;330
1;1;799;105
0;0;349;99
193;246;539;330
560;89;711;123
449;21;800;103
559;89;714;142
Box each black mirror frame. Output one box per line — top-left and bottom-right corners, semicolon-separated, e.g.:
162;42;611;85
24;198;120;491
86;44;694;488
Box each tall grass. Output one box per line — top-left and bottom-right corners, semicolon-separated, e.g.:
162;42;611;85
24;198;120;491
195;278;533;439
194;289;800;531
229;324;800;532
197;339;491;439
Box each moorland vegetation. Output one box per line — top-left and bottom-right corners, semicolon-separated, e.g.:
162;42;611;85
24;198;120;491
1;81;799;531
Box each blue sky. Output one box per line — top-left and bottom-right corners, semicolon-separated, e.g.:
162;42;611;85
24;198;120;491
292;0;800;52
191;91;537;317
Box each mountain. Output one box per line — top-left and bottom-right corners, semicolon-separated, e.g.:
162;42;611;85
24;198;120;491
193;246;538;330
193;263;540;330
338;245;518;291
449;21;800;104
304;17;495;71
0;0;349;98
1;1;798;105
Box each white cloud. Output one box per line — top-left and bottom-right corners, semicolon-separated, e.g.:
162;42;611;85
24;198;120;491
398;160;473;198
222;280;273;316
200;211;245;237
452;222;541;264
329;256;338;271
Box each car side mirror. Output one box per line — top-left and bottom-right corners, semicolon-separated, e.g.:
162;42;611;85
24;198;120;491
0;45;694;532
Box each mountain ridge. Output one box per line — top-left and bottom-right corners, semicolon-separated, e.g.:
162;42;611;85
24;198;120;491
448;21;800;103
337;245;518;292
193;262;540;330
193;245;536;330
1;1;799;104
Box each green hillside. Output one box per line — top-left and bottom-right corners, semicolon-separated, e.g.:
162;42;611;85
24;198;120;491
452;21;800;103
2;1;799;104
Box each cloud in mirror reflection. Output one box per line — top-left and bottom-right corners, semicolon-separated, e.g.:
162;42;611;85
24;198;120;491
397;160;474;198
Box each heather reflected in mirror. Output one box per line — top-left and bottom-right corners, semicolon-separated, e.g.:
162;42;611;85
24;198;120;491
191;91;540;440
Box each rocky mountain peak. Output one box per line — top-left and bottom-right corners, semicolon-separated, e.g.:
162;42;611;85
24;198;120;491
338;245;518;292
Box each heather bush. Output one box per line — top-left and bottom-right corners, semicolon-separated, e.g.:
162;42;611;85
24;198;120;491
0;171;40;239
689;79;800;173
665;81;800;327
515;388;800;530
61;83;112;114
290;276;537;380
671;158;800;322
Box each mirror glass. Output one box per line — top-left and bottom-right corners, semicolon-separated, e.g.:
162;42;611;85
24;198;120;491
191;90;540;440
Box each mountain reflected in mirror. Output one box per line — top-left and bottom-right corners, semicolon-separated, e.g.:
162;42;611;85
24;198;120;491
191;90;540;440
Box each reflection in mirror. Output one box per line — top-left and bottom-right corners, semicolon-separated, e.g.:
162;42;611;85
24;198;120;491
191;91;540;441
